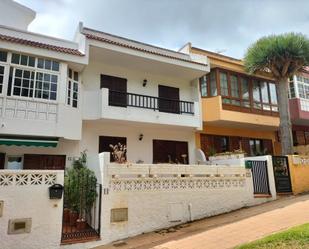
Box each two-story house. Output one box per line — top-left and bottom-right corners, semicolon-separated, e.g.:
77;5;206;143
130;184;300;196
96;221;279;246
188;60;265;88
0;1;209;170
180;43;281;157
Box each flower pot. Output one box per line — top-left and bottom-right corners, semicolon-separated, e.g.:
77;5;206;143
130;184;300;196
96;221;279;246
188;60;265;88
69;211;78;226
63;208;70;224
76;219;87;231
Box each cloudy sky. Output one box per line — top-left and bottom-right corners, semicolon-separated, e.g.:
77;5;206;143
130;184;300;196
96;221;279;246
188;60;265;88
16;0;309;58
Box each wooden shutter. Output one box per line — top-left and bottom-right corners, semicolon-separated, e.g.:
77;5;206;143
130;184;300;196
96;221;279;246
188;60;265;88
100;74;127;107
153;140;188;164
0;153;5;169
158;85;180;113
200;134;215;157
24;154;66;170
241;137;251;156
229;136;241;152
262;139;273;155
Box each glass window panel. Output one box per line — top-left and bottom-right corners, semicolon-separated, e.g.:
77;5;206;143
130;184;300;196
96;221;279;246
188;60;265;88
220;72;228;96
253;80;261;102
50;83;57;91
43;73;50;82
0;51;7;62
289;82;295;98
11;53;20;64
52;61;59;71
21;88;29;97
15;69;22;77
23;70;30;79
299;84;305;98
20;55;28;66
261;82;269;103
68;69;72;79
73;100;78;108
37;58;44;69
23;79;29;88
7;156;23;170
272;106;278;112
45;60;51;70
42;91;49;99
200;76;208;97
210;71;217;96
230;75;239;98
231;100;241;106
269;83;278;104
50;92;57;100
28;56;35;67
0;66;4;75
14;78;21;87
73;71;78;81
263;104;271;111
222;98;231;104
13;87;20;95
254;102;262;109
51;75;57;83
240;78;249;100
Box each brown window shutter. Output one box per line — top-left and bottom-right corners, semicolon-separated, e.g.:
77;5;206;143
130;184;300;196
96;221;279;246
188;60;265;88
229;136;241;152
24;154;66;170
241;138;250;156
262;139;273;155
0;153;5;169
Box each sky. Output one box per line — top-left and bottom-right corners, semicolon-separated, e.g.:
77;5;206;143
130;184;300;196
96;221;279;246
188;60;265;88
16;0;309;59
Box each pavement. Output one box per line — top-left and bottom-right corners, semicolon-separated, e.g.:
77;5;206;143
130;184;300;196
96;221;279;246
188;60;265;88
93;194;309;249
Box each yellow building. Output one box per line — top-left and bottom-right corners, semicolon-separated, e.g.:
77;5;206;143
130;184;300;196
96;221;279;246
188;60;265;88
180;43;281;157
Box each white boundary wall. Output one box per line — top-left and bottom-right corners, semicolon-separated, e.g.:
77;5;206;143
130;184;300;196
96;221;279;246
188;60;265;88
97;153;276;245
0;170;64;249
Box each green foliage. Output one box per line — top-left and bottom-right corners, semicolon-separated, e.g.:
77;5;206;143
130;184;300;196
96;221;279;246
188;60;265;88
236;223;309;249
64;151;97;219
244;33;309;79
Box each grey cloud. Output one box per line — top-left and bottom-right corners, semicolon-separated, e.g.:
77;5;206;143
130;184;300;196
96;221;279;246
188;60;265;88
16;0;309;58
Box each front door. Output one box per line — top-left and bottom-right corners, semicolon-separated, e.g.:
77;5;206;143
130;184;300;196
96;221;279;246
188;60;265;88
272;156;292;193
158;85;180;114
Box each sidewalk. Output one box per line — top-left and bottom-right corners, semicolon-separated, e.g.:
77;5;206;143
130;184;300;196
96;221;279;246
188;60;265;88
93;194;309;249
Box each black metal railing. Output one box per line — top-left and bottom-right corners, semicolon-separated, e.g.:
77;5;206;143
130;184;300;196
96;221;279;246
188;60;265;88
108;90;194;115
247;160;270;195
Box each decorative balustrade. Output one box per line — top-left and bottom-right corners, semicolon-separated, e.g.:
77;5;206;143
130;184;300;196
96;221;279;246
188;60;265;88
107;163;247;192
0;170;61;186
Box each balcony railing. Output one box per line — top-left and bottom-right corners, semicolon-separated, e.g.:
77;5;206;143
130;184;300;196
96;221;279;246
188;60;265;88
109;90;194;115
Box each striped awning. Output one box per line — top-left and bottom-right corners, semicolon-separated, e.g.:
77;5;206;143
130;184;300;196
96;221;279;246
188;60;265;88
0;136;59;147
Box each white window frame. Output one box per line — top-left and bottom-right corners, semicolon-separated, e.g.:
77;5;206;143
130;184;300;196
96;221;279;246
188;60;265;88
66;69;80;108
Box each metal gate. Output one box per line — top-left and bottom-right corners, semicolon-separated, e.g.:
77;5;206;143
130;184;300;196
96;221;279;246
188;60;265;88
247;160;270;194
272;156;292;193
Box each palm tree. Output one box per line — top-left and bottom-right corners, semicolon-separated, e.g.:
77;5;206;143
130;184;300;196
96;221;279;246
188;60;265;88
244;33;309;155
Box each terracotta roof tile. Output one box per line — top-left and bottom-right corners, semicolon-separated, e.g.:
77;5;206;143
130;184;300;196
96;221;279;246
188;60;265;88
83;28;206;66
0;34;84;56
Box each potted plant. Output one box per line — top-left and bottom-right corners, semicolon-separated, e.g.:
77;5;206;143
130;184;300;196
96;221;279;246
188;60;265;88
64;151;97;230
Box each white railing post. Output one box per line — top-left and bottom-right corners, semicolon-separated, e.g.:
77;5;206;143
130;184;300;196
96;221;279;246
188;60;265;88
99;152;110;188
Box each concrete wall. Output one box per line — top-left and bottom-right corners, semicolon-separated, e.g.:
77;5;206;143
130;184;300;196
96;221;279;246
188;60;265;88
0;170;64;249
288;155;309;195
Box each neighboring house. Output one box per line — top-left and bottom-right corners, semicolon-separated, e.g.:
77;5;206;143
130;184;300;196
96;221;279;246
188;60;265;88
180;43;281;157
0;1;209;170
289;67;309;153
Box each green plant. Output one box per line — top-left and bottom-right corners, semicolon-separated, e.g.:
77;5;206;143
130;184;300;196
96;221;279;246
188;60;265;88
207;146;216;156
64;151;97;220
244;33;309;155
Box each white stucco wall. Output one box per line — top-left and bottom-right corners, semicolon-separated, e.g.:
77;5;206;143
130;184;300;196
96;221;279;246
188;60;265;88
81;121;197;165
0;170;64;249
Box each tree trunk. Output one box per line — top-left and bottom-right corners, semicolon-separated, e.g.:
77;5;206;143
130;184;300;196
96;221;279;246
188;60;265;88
277;77;294;155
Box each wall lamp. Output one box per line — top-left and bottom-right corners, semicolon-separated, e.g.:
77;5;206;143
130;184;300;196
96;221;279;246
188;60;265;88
142;79;147;87
139;134;144;141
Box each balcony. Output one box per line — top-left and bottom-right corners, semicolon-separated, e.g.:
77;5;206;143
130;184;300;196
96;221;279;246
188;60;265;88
202;96;279;130
83;88;201;128
289;98;309;125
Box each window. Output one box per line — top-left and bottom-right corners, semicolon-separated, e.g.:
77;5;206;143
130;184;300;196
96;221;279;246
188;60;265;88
220;72;228;96
6;52;59;100
252;80;262;109
240;77;250;107
11;53;35;67
0;65;4;93
200;75;208;97
37;58;59;72
210;71;217;96
0;50;7;62
67;69;79;108
99;136;127;162
249;139;263;156
7;156;23;170
289;82;296;98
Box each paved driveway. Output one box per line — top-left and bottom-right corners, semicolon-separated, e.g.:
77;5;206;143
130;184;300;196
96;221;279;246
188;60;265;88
93;194;309;249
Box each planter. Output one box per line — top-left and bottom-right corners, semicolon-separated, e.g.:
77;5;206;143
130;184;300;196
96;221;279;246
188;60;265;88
69;211;78;226
76;219;87;231
63;208;70;223
209;153;245;161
